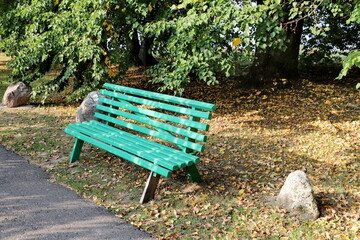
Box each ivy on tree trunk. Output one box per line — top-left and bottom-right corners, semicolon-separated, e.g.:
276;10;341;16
247;0;304;88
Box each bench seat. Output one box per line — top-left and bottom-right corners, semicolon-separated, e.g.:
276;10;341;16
65;120;200;178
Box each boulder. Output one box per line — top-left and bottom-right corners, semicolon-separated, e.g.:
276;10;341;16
2;82;32;107
76;91;107;123
276;170;319;220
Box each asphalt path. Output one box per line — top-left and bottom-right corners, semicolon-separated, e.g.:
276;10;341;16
0;144;153;240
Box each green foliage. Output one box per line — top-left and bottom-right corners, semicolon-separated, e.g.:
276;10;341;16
334;0;360;86
0;0;16;18
145;0;292;94
146;0;238;93
145;0;359;93
336;51;360;79
0;0;130;103
301;1;359;69
347;0;360;24
1;0;359;100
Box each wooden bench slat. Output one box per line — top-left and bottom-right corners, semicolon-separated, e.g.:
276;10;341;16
96;105;207;142
68;123;186;170
86;126;186;167
100;90;212;120
64;128;172;177
88;121;199;163
79;122;197;167
98;97;209;131
104;83;216;111
94;113;205;152
70;123;180;169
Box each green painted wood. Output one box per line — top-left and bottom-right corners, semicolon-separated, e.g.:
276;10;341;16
84;123;190;168
69;138;84;163
68;123;194;170
186;164;203;183
106;95;117;127
96;105;207;142
70;123;179;170
155;128;187;152
183;109;200;154
100;90;212;120
182;111;202;182
98;97;209;131
64;128;172;177
103;83;216;111
94;113;205;152
87;121;199;163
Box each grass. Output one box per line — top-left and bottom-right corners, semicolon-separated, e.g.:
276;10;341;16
0;53;11;99
0;52;67;104
0;54;359;239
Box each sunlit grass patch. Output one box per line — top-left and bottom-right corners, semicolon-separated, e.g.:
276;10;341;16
0;107;77;166
0;53;11;99
0;52;11;70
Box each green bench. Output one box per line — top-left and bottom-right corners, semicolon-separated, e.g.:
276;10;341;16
64;83;216;203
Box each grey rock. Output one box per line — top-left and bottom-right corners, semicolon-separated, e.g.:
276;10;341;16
76;91;107;123
276;170;319;220
2;82;32;107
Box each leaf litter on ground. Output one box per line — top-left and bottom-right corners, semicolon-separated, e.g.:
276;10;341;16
0;66;359;239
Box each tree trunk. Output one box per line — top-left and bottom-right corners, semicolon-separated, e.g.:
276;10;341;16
128;30;142;66
73;60;91;89
246;1;304;88
138;37;157;66
128;30;157;67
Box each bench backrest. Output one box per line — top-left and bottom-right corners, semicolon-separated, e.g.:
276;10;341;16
94;83;216;153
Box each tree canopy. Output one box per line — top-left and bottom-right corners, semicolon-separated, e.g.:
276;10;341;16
0;0;359;102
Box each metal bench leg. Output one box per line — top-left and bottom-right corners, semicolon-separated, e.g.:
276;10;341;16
69;138;84;163
140;172;160;204
186;164;203;183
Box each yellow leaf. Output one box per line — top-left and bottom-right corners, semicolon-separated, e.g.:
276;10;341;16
54;0;60;6
232;37;242;47
115;5;120;9
105;56;110;65
106;24;112;31
147;3;153;12
108;67;116;77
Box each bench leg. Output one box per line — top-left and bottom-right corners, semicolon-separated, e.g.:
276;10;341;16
186;164;203;183
69;138;84;163
140;172;160;204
